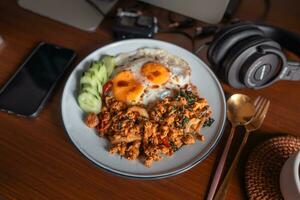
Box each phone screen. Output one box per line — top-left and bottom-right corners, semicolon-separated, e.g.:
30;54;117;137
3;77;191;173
0;43;75;117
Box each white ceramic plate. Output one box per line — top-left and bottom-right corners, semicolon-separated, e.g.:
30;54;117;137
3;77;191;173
61;39;226;179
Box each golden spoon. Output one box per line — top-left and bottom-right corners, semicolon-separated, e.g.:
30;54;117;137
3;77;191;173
207;94;255;200
213;96;270;200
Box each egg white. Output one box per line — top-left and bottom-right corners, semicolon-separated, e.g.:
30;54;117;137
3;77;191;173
111;48;192;105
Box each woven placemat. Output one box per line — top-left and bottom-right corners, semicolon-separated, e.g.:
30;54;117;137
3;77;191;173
245;135;300;200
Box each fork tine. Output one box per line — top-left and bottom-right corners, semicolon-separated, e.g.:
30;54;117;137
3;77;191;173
254;96;262;106
254;98;268;120
256;100;270;125
252;97;264;118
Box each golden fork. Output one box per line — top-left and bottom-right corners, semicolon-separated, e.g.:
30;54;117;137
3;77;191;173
213;96;270;200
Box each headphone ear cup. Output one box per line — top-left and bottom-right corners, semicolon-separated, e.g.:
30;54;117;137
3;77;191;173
221;35;280;88
208;23;264;68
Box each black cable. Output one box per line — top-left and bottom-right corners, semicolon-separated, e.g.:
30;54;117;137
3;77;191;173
223;0;271;22
195;26;219;38
193;0;271;53
85;0;106;17
157;29;195;51
258;0;271;22
155;11;197;51
194;42;211;54
168;12;195;29
168;12;186;24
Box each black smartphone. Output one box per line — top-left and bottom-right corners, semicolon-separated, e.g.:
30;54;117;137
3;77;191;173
0;42;76;117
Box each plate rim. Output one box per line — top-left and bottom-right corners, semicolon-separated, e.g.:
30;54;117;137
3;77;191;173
60;38;226;179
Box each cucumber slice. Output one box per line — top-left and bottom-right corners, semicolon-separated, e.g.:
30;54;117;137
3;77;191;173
80;84;101;100
77;92;102;114
77;56;113;114
101;56;115;77
89;64;100;75
88;61;108;85
98;63;108;84
97;83;103;94
80;71;101;89
89;63;105;85
89;61;101;72
83;81;102;94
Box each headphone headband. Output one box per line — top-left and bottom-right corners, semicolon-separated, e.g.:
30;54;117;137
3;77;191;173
256;23;300;56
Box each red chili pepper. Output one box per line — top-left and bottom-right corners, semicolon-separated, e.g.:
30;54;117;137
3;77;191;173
161;137;170;147
103;81;113;96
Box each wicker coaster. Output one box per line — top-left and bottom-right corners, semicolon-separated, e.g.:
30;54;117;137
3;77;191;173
245;135;300;200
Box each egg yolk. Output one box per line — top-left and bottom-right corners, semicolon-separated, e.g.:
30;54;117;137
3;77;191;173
112;70;144;103
141;62;170;85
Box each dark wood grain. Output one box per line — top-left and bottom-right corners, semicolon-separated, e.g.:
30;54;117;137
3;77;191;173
0;0;299;199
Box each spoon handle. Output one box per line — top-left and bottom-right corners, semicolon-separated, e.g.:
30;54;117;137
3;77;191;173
213;130;250;200
207;126;236;200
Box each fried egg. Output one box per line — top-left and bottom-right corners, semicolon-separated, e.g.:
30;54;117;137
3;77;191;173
110;48;191;105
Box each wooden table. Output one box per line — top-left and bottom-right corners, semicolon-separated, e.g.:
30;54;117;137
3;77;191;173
0;0;299;199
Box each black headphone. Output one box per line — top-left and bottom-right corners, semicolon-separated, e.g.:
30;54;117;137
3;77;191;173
207;22;300;89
